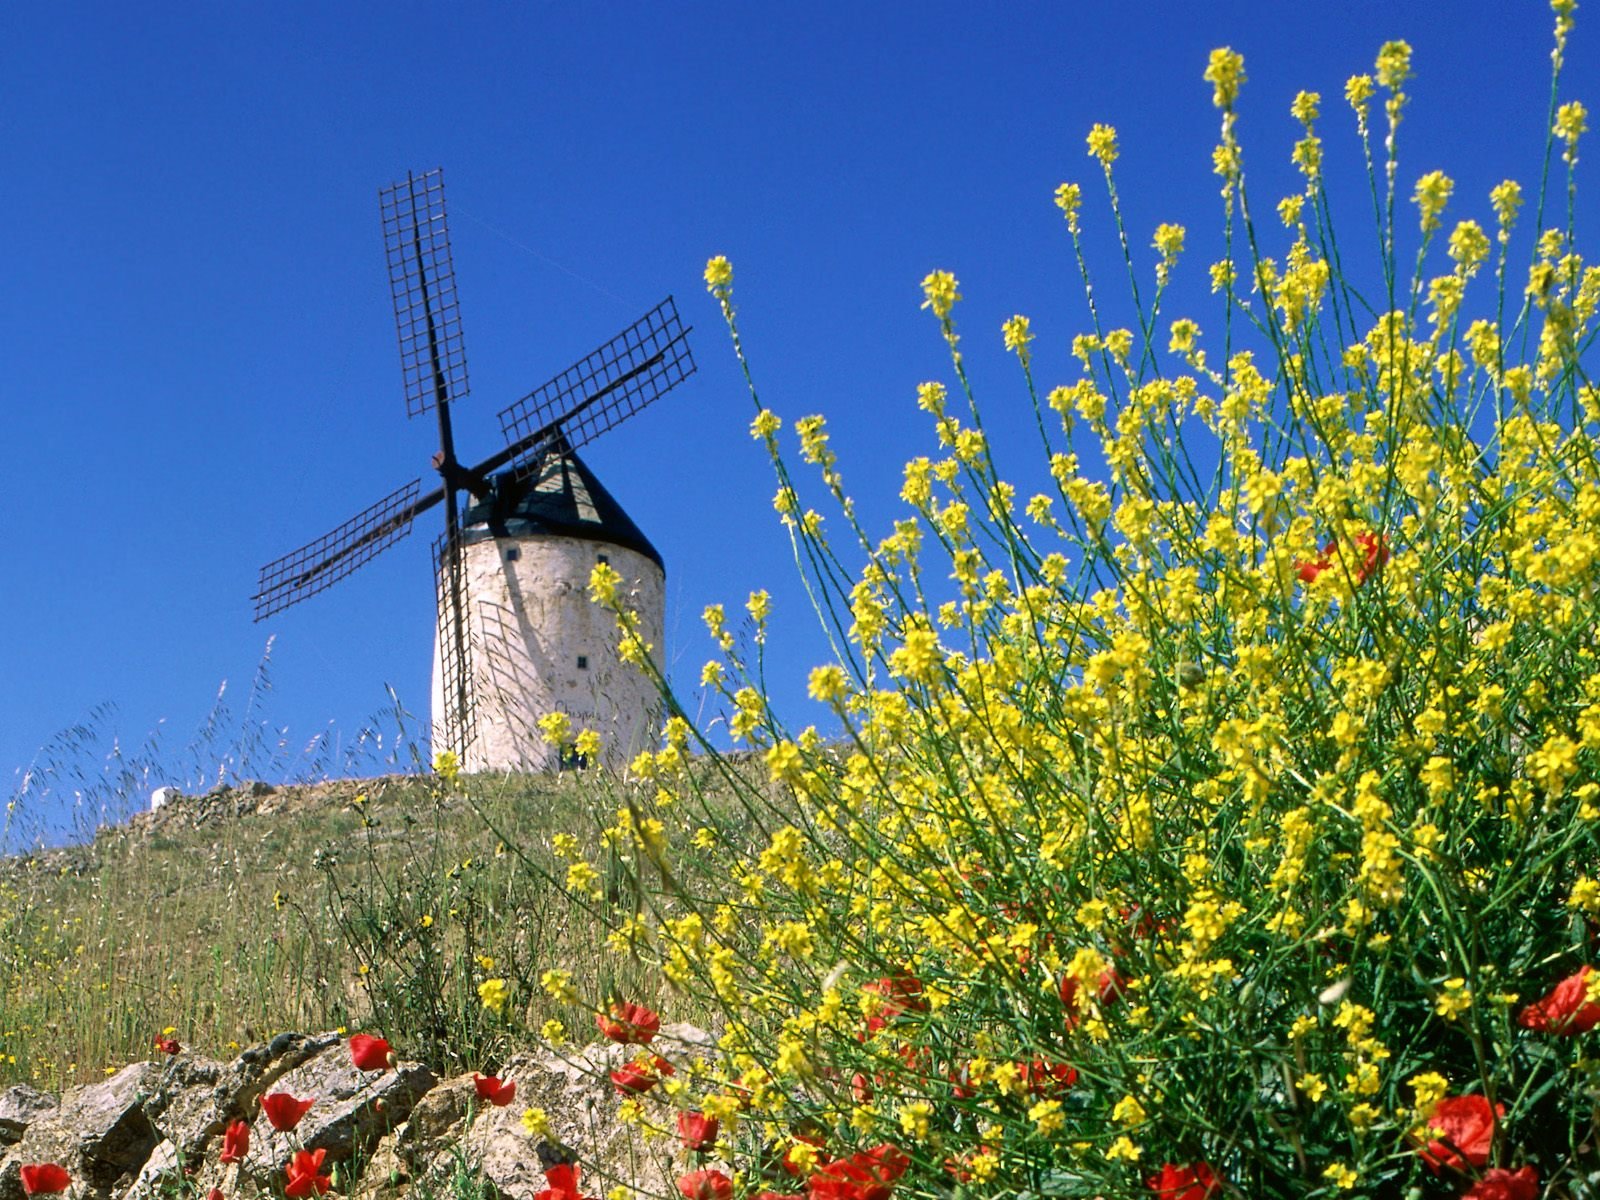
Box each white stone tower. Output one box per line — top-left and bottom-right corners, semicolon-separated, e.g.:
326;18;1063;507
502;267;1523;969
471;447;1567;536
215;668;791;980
430;445;665;773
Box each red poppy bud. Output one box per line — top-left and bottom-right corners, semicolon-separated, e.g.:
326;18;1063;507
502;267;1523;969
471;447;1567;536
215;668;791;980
595;1001;661;1045
283;1148;331;1198
676;1111;719;1152
1147;1162;1222;1199
473;1074;517;1107
219;1119;249;1165
1463;1166;1540;1200
535;1163;585;1200
348;1033;393;1071
19;1164;71;1197
677;1169;733;1200
262;1092;315;1132
1518;966;1600;1034
1416;1093;1500;1174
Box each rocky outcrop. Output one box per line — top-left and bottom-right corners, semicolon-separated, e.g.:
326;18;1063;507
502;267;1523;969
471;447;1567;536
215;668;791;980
0;1026;707;1200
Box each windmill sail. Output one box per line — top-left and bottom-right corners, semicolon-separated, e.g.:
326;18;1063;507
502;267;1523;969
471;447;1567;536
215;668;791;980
381;169;470;418
432;529;479;759
253;479;427;620
497;297;694;476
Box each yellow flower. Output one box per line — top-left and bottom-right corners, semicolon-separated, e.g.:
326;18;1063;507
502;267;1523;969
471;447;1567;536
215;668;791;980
1491;180;1524;232
1409;1071;1450;1113
1556;100;1589;146
1054;182;1084;232
920;270;961;319
1375;40;1412;90
1105;1135;1141;1163
521;1107;551;1137
1029;1098;1064;1135
540;1019;566;1045
703;255;733;292
1113;1094;1147;1125
898;1100;933;1140
1413;170;1454;233
1434;978;1473;1021
540;968;577;1003
808;664;849;704
1324;1163;1359;1191
537;711;573;747
478;977;510;1014
1001;314;1034;362
1345;74;1375;118
1086;123;1119;167
432;750;461;785
1203;47;1246;108
1291;91;1320;125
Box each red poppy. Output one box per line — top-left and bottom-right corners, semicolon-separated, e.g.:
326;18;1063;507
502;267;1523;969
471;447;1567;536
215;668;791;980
595;1001;661;1045
153;1034;181;1056
1353;531;1389;583
262;1092;315;1132
861;975;925;1035
1296;531;1388;587
1059;964;1127;1019
1147;1162;1222;1199
1295;552;1330;583
19;1165;71;1197
677;1170;734;1200
851;1072;874;1103
219;1119;250;1165
860;1145;909;1181
208;1190;225;1200
1463;1167;1541;1200
1417;1093;1500;1174
1018;1059;1078;1097
347;1033;392;1071
677;1111;719;1152
610;1054;674;1096
535;1163;587;1200
807;1154;898;1200
472;1074;517;1106
284;1148;331;1198
1518;966;1600;1034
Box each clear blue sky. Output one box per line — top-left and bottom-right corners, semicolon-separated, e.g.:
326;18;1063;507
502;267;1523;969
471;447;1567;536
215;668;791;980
2;3;1585;839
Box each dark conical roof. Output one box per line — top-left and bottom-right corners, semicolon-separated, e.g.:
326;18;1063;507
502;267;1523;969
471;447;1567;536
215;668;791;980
459;446;663;569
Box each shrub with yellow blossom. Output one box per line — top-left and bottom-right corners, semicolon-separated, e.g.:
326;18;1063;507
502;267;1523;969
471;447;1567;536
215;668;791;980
568;7;1600;1198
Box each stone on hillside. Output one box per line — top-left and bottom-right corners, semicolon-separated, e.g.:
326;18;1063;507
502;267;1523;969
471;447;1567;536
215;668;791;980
118;1139;183;1200
392;1023;712;1200
139;1055;231;1157
0;1062;164;1200
0;1085;56;1146
242;1040;435;1183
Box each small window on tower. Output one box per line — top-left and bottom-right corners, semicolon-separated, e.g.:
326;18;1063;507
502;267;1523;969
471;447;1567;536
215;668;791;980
576;655;588;670
505;547;521;562
597;553;610;565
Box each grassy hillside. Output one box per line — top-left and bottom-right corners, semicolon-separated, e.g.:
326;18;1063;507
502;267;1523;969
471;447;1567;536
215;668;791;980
0;768;690;1091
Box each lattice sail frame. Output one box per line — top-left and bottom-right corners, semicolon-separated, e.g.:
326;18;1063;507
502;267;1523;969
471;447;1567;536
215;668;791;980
432;530;479;759
497;297;694;475
253;479;423;620
382;169;470;418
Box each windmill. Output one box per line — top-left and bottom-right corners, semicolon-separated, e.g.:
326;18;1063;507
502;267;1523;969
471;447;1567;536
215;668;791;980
253;168;695;772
